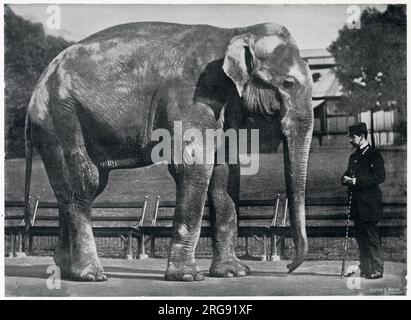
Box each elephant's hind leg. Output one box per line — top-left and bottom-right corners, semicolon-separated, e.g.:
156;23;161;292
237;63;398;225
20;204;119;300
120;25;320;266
165;164;213;281
50;107;107;282
33;130;71;278
207;163;250;277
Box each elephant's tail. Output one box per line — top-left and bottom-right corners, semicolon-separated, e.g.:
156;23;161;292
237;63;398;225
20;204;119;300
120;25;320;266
24;114;33;232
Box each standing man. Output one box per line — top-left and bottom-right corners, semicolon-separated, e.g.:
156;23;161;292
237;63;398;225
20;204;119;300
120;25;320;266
341;122;386;279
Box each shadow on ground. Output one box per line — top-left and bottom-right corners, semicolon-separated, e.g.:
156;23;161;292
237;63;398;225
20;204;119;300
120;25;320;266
5;265;50;280
5;257;407;297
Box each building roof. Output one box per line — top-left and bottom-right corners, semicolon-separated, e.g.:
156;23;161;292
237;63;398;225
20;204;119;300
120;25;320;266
300;49;342;106
300;48;331;58
300;48;336;67
312;99;325;109
311;68;342;99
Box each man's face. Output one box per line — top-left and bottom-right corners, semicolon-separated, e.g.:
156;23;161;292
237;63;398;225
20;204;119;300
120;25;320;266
349;134;362;147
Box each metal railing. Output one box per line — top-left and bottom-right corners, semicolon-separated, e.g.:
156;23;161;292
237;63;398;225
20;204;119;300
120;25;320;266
5;195;406;260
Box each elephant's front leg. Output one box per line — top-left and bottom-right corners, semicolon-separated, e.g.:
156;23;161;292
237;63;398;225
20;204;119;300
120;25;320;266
208;163;250;277
165;164;213;281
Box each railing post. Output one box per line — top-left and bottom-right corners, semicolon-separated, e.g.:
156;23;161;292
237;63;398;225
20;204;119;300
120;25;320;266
278;196;288;259
125;230;133;260
149;195;159;258
270;194;281;261
152;196;160;227
136;195;149;259
245;237;249;257
9;233;15;257
280;237;286;258
138;196;148;227
138;234;148;259
270;232;280;261
259;234;267;261
29;232;33;256
27;195;39;256
16;229;26;258
255;234;267;261
150;236;156;257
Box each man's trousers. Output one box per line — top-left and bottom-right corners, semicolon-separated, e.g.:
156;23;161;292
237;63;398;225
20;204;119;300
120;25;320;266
353;219;384;274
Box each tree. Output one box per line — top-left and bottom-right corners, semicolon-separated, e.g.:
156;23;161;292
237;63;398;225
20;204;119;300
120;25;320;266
4;6;73;157
328;5;406;137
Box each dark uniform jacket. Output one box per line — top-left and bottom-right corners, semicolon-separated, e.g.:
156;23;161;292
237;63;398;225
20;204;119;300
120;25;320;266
341;144;386;221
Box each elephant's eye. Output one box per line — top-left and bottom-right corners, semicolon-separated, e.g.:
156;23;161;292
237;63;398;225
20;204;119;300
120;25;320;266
283;78;295;89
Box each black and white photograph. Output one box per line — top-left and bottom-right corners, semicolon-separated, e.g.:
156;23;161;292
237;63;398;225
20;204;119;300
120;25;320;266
2;1;407;299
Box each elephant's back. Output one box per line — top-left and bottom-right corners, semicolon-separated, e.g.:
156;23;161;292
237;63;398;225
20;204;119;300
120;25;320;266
80;22;231;44
76;22;236;68
79;21;288;44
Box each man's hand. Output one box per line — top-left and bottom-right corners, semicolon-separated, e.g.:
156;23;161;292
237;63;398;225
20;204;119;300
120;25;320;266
343;176;356;185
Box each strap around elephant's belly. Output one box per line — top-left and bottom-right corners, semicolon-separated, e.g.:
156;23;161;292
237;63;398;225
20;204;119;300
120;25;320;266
98;158;143;170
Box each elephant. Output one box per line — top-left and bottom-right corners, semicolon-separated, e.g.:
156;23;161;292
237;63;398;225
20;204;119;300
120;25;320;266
24;22;313;282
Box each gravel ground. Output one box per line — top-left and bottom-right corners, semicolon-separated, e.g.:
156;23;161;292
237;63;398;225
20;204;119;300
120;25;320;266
5;256;407;297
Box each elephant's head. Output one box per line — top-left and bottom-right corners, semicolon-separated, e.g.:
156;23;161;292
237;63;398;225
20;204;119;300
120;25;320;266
223;24;313;272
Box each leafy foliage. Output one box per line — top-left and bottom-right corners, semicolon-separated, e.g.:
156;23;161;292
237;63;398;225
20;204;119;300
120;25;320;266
4;5;73;158
328;5;406;133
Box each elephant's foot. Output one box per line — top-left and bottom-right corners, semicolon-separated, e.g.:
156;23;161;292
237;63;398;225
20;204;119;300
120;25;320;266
165;260;204;282
54;241;106;281
210;256;250;277
70;257;107;282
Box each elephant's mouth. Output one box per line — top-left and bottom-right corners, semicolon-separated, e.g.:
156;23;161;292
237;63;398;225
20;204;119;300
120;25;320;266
250;111;280;123
243;80;282;121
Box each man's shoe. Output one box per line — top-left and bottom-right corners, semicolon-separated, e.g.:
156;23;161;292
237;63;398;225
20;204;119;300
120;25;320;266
343;271;356;277
367;271;383;280
343;270;368;278
343;265;360;278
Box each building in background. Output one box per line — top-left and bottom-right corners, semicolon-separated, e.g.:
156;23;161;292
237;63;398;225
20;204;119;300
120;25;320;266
303;49;404;148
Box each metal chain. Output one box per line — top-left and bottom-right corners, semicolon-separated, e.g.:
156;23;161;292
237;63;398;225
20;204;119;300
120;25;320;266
343;192;352;252
340;191;352;278
340;150;358;278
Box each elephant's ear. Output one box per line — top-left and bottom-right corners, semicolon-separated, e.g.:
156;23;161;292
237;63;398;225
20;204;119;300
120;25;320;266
223;35;257;97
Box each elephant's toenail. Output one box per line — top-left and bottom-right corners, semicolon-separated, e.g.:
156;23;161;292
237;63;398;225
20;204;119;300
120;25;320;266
183;274;194;281
83;274;95;282
96;274;108;282
238;271;246;276
226;272;234;277
194;273;205;281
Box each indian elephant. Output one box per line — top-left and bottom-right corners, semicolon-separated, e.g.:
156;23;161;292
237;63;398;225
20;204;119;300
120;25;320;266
24;22;313;281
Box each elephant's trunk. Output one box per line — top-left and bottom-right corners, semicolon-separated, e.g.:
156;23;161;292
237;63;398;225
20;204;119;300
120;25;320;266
281;108;313;273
